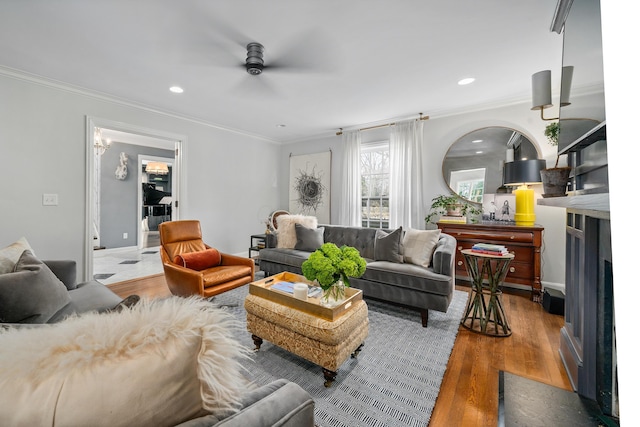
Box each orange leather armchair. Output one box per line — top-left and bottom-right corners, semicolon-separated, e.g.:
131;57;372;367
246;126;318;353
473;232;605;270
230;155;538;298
159;220;254;298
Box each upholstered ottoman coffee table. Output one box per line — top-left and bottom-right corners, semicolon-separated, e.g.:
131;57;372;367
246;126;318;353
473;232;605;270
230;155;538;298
245;272;369;387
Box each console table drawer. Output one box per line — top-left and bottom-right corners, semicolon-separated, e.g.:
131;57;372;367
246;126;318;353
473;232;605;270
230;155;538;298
445;227;534;244
506;261;534;281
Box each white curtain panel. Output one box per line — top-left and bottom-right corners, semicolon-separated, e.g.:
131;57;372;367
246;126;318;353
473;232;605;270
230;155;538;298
338;130;362;226
389;119;424;229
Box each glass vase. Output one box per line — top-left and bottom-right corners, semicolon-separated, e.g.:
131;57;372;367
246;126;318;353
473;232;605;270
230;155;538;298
321;279;346;308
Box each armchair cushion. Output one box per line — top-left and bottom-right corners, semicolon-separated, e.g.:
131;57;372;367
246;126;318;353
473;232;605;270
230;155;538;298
175;248;222;271
0;250;71;323
0;296;252;427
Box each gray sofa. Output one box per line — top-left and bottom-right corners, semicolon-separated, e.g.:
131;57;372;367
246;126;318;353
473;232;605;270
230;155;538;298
0;258;123;326
259;224;457;327
0;255;315;427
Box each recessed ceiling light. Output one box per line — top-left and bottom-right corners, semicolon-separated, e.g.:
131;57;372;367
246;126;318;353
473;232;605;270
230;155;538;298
476;151;483;154
458;78;475;85
169;86;184;93
472;139;483;143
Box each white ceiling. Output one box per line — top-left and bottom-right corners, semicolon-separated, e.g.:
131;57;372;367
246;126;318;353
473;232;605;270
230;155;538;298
0;0;602;144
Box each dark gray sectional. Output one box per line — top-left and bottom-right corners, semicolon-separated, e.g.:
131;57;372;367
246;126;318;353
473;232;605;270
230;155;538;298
259;224;457;327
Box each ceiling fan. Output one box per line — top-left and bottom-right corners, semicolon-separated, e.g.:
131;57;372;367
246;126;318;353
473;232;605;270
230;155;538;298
245;42;265;75
242;36;337;77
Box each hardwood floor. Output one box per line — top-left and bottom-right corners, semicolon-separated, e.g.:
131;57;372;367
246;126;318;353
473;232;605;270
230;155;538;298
108;277;571;426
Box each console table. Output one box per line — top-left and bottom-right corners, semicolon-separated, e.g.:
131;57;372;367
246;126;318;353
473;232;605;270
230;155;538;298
437;222;544;301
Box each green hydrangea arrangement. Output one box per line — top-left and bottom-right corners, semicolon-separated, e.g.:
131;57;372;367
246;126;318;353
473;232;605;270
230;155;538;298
301;243;366;290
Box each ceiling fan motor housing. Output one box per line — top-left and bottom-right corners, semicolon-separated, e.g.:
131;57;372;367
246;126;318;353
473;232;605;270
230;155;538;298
246;42;264;75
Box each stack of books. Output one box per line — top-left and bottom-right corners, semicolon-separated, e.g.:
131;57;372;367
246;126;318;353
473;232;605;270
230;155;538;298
471;243;509;256
439;215;467;224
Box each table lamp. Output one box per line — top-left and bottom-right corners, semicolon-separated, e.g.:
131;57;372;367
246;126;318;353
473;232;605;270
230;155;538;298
503;159;546;226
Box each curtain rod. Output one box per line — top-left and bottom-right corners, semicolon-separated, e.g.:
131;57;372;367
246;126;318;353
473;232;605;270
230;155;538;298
336;113;429;136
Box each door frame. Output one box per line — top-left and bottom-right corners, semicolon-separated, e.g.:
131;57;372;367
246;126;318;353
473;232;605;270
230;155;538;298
85;116;187;282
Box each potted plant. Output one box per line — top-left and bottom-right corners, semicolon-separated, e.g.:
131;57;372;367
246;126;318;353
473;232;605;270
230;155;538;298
301;243;366;307
425;194;482;226
540;122;571;197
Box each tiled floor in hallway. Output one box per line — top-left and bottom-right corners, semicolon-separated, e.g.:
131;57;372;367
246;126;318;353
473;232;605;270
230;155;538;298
92;245;164;285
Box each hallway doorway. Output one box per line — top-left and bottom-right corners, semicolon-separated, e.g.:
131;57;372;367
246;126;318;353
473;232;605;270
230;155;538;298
86;117;185;283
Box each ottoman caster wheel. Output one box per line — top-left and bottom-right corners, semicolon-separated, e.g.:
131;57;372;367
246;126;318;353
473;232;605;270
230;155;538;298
322;368;337;387
351;342;364;358
251;334;263;350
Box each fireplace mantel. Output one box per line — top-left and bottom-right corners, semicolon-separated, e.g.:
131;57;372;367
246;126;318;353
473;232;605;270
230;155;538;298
537;193;610;219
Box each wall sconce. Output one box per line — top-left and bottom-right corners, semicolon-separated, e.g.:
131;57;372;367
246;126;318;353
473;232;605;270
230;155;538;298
531;66;574;121
146;161;169;175
94;127;111;155
503;159;546;226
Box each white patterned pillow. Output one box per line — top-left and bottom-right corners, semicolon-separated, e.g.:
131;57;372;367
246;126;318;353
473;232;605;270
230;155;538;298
276;215;318;249
402;228;441;268
0;237;34;274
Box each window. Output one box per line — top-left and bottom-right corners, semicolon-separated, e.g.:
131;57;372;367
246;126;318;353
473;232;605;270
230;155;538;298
449;168;485;203
361;142;389;228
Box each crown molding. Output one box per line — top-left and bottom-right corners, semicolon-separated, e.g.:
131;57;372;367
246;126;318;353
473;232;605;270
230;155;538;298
0;65;280;145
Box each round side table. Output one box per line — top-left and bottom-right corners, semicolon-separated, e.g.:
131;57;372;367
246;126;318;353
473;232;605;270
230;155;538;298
460;249;514;337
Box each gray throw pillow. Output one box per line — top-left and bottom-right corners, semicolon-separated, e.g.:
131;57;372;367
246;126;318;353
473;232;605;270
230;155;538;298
0;250;71;323
294;224;325;252
374;227;404;263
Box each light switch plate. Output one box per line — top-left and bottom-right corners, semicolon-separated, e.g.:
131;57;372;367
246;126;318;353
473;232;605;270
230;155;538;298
43;193;58;206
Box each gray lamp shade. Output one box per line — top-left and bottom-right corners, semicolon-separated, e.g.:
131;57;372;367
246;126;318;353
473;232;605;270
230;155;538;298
503;159;547;185
531;70;552;110
560;65;574;106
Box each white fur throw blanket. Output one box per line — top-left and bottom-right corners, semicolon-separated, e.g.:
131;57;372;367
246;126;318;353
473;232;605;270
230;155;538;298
0;296;252;427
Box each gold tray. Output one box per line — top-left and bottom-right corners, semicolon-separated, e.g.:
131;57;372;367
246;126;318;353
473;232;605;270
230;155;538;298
248;271;363;321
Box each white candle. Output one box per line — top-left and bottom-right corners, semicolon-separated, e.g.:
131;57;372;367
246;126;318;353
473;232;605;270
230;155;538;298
293;283;308;300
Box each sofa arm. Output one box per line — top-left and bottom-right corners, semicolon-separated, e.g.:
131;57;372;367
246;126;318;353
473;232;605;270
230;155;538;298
162;262;205;296
175;379;314;427
432;233;456;277
42;260;77;290
265;233;277;248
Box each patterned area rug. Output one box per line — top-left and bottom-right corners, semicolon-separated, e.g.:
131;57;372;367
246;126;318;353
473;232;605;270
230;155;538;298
213;286;468;427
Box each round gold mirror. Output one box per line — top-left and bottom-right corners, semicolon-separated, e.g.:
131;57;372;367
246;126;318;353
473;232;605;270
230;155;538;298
442;127;540;203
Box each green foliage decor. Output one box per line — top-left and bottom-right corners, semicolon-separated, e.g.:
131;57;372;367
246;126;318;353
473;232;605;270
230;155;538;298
544;122;560;146
425;194;482;225
301;243;366;290
544;122;565;168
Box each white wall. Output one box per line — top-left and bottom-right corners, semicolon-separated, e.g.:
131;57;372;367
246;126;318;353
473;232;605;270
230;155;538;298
0;73;280;280
280;100;581;288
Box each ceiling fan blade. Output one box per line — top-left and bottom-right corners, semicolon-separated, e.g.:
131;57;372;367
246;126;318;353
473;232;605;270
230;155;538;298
265;29;343;74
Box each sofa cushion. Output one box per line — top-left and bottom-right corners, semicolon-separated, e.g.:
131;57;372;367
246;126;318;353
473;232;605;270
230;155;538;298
276;215;318;249
403;228;441;268
363;261;453;296
174;248;222;271
0;250;71;323
0;296;252;427
0;237;34;274
294;224;325;251
373;227;404;263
